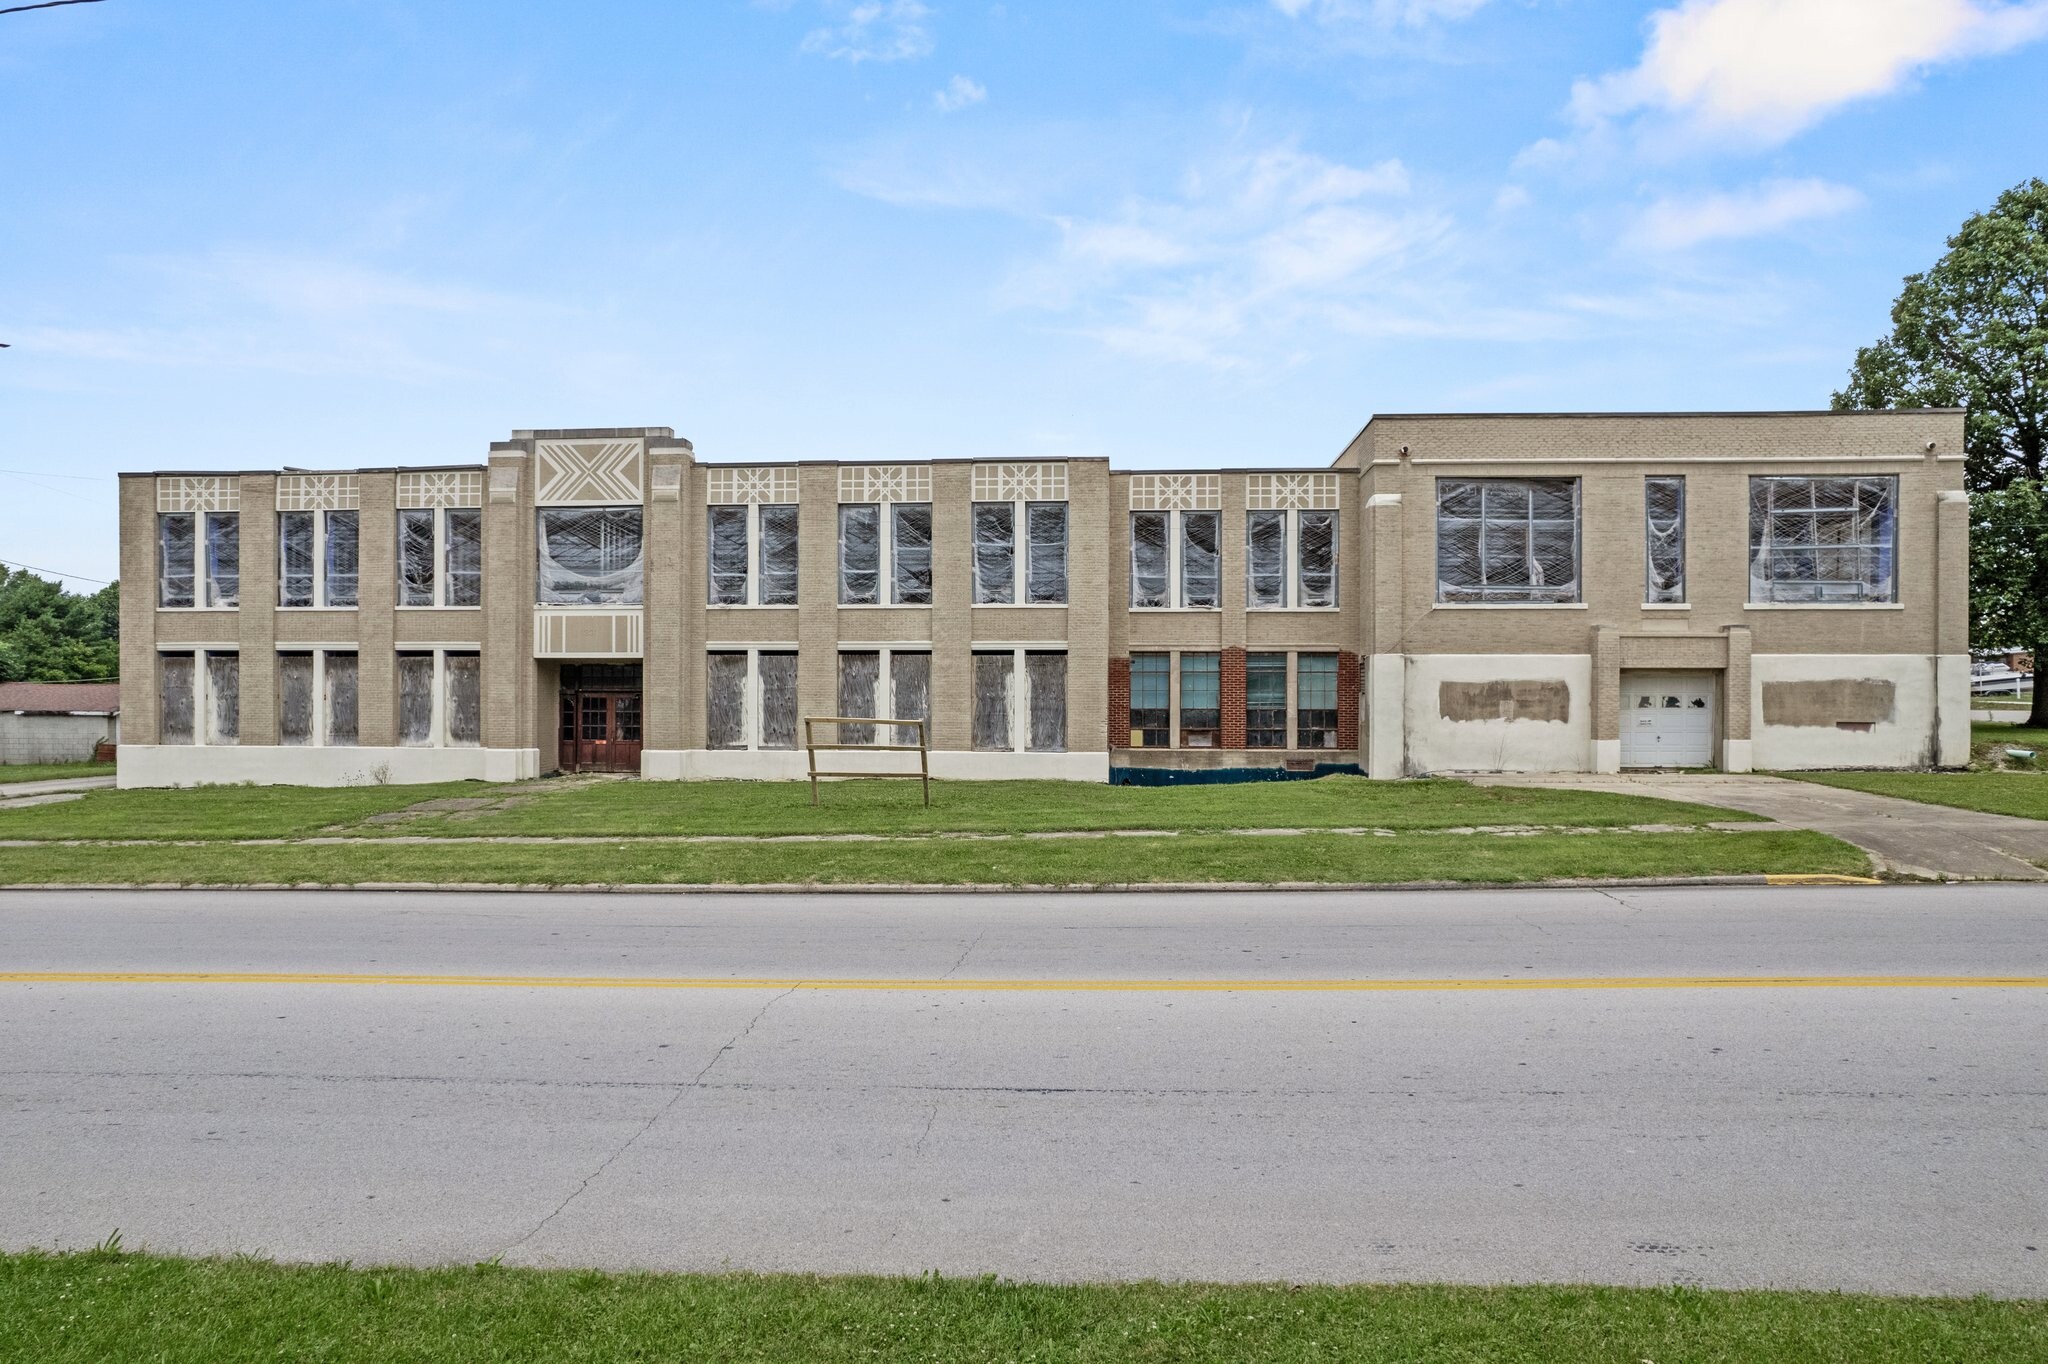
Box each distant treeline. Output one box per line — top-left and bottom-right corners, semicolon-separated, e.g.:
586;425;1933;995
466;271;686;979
0;566;118;682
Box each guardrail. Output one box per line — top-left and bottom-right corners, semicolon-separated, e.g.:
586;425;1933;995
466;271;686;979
803;716;930;806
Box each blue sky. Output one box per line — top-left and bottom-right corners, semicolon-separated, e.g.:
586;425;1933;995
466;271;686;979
3;0;2045;587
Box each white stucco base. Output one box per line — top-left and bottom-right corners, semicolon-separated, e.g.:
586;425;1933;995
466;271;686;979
1366;653;1405;781
1402;654;1594;776
1721;739;1753;773
117;745;540;789
641;749;1110;782
1749;654;1942;771
1589;738;1621;774
1935;653;1971;767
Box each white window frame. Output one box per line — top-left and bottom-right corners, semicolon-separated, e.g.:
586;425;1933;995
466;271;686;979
970;645;1068;753
973;499;1069;605
396;646;483;748
838;503;933;608
1130;510;1221;611
1246;509;1339;611
708;503;799;608
396;506;484;610
158;512;239;611
279;509;361;611
273;645;361;747
704;647;801;751
156;645;239;745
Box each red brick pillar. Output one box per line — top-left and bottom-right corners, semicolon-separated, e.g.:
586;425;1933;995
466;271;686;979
1337;651;1361;752
1108;657;1130;750
1220;647;1247;749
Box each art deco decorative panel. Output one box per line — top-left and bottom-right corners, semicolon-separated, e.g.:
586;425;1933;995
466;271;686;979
533;607;644;659
1128;473;1220;511
535;440;645;506
397;471;485;509
276;473;361;511
838;465;932;504
707;466;801;505
156;476;240;513
971;463;1069;502
1247;473;1341;510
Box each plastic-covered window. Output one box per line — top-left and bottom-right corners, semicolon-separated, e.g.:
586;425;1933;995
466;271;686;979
444;511;483;607
205;512;240;608
1645;477;1685;604
1298;511;1337;608
1182;511;1220;609
159;514;196;608
1130;512;1169;608
1129;653;1169;747
973;652;1013;751
839;505;880;604
1435;478;1580;604
706;653;747;749
280;512;315;607
159;652;195;744
537;508;644;605
1180;652;1220;746
1747;476;1896;603
1027;652;1066;752
838;652;879;745
206;652;240;745
973;503;1015;604
397;653;434;745
398;510;436;607
891;652;931;747
278;653;315;745
1246;652;1287;748
759;652;798;750
1027;502;1067;604
1296;653;1338;750
322;510;358;608
1246;511;1285;608
892;504;933;605
445;653;481;746
758;505;799;605
708;506;749;605
326;652;359;746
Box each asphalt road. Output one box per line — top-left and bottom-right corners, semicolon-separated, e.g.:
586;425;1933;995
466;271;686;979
3;885;2046;1296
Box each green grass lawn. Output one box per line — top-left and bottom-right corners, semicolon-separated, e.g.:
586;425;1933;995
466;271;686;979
1789;721;2048;821
0;760;111;784
0;826;1865;886
0;780;496;840
1;1252;2037;1364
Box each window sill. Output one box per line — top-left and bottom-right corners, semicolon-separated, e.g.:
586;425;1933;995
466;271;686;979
156;606;240;613
397;605;483;612
279;605;362;612
838;602;934;610
1246;606;1341;614
536;602;646;610
1431;602;1588;610
1129;606;1223;613
1641;603;1691;611
972;601;1070;608
707;603;799;610
1743;602;1904;611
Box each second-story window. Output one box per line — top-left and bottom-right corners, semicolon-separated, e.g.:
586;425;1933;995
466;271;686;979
708;504;798;606
1131;510;1220;609
1747;476;1897;604
538;508;643;605
280;510;358;608
1645;476;1686;604
1435;478;1581;604
1247;510;1338;609
839;503;933;605
159;511;239;609
973;501;1069;604
397;508;482;608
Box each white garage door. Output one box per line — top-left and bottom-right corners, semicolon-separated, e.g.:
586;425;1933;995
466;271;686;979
1620;672;1715;769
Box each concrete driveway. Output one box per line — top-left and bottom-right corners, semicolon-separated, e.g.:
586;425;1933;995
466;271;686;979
1469;771;2048;881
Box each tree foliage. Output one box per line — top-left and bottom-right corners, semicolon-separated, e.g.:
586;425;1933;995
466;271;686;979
1970;481;2048;726
0;567;119;683
1833;177;2048;492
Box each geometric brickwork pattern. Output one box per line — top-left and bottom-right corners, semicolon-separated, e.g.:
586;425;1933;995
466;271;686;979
397;470;485;509
535;439;645;506
971;462;1068;503
1129;473;1221;511
706;466;801;506
533;607;644;659
838;465;932;505
1247;472;1341;511
156;476;240;513
275;473;361;511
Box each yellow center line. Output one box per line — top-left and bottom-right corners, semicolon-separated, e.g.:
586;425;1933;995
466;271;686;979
1;972;2044;993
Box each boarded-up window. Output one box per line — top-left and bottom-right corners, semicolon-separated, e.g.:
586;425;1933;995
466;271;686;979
280;512;316;607
759;652;798;750
1182;511;1220;609
839;505;880;604
279;653;315;745
326;652;359;746
758;505;799;605
1130;653;1169;748
1436;478;1581;604
838;652;879;745
1748;476;1897;603
1246;653;1287;748
205;652;240;745
537;507;644;605
706;653;747;749
891;652;931;747
205;512;240;608
892;504;933;605
445;510;483;607
1180;652;1220;747
1298;511;1337;608
1297;653;1338;750
1027;652;1066;753
1131;512;1169;608
1027;502;1067;604
973;651;1013;751
1645;477;1685;604
398;653;434;745
321;511;357;608
708;506;749;605
398;509;437;607
1246;511;1285;608
973;503;1015;604
445;652;481;747
159;514;196;608
159;652;195;744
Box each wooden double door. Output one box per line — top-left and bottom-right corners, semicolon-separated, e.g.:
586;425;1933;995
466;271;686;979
560;689;642;773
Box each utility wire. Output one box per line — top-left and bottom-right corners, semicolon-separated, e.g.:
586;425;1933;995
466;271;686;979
0;557;111;585
0;1;109;16
0;468;103;480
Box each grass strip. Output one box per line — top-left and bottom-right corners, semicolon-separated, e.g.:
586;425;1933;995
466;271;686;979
0;1250;2040;1363
1794;771;2048;821
0;828;1866;886
0;761;111;784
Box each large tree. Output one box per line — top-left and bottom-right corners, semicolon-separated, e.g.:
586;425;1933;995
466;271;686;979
0;568;118;683
1834;177;2048;727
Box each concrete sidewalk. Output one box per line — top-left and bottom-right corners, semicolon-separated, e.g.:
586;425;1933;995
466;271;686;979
0;775;115;809
1469;772;2048;881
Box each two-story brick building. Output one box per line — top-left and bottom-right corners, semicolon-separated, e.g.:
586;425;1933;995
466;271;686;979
115;409;1972;787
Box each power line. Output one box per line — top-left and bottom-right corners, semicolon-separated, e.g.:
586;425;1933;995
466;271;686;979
0;469;103;480
0;557;111;585
0;1;109;16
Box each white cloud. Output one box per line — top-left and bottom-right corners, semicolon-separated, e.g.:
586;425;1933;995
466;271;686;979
933;75;986;112
1627;177;1863;250
1571;0;2048;144
1269;0;1491;24
801;1;934;63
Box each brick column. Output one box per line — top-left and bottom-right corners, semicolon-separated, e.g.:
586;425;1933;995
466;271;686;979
1107;656;1130;751
1336;650;1360;751
1219;646;1246;749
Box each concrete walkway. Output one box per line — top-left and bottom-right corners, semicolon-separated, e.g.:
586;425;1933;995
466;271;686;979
0;775;115;810
1469;772;2048;881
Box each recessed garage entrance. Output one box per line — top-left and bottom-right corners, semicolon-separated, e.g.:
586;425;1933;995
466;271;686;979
1620;671;1716;769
